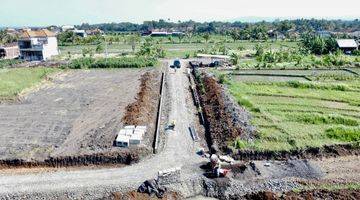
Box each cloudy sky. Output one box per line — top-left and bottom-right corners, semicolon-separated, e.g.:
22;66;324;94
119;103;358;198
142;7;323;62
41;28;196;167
1;0;359;26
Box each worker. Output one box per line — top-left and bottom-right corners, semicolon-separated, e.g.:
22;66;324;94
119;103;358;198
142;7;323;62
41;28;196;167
210;154;221;177
169;120;176;130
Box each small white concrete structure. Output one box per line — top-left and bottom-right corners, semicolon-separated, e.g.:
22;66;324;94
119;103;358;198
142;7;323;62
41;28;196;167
115;125;147;148
116;135;130;147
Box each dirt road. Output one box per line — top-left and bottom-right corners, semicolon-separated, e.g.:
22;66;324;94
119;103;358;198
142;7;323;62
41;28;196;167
0;61;206;198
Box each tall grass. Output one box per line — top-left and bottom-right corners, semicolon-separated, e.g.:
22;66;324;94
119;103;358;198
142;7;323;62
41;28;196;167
68;57;157;69
326;126;360;142
0;68;59;99
0;59;23;68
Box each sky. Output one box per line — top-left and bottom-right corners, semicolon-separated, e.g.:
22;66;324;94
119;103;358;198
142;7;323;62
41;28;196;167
1;0;359;27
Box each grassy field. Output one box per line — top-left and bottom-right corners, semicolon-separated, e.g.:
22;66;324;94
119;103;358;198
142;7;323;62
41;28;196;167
0;68;60;100
59;40;297;59
226;72;360;152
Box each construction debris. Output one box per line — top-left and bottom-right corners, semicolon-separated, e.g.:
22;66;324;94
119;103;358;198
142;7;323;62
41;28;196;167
138;179;167;198
158;167;182;185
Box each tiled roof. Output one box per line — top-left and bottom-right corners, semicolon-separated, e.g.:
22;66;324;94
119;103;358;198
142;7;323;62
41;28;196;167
20;29;56;38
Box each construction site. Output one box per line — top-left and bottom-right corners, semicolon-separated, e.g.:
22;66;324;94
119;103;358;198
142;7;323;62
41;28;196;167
0;59;359;200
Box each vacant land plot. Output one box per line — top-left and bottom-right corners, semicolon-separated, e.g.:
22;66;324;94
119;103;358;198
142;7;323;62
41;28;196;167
227;74;360;152
0;68;158;162
0;68;59;101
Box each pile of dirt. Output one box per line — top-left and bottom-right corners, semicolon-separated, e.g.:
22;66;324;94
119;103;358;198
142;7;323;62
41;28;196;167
0;149;150;169
122;71;162;146
111;191;181;200
242;189;360;200
194;70;255;152
231;143;360;161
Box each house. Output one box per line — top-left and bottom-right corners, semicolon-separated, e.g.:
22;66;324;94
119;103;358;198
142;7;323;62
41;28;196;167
86;28;104;36
61;25;75;32
336;39;358;54
150;31;170;37
73;30;87;38
0;43;20;59
18;29;59;61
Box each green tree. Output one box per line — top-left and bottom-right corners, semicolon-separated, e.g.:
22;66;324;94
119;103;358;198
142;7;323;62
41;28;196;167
203;33;211;43
230;53;240;65
127;33;141;53
95;44;104;54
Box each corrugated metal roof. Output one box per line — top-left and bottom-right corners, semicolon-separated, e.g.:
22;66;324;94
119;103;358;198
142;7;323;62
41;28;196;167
336;39;358;48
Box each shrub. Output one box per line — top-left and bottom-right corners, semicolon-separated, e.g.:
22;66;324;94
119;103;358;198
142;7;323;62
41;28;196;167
0;59;23;68
326;126;360;142
234;139;248;149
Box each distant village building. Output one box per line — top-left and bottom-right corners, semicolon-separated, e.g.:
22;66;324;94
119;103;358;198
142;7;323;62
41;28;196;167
0;43;20;59
150;31;170;37
147;29;184;37
336;39;358;54
86;28;104;36
73;30;87;38
18;29;59;61
317;31;332;38
61;25;75;32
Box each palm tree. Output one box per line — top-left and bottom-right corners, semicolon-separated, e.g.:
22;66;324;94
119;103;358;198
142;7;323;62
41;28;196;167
128;33;141;53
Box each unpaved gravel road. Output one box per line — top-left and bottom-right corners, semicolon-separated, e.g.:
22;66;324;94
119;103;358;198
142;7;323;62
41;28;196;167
0;61;207;198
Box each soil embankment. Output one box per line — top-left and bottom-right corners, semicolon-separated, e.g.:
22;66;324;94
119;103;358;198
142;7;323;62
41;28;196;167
241;189;360;200
193;69;255;152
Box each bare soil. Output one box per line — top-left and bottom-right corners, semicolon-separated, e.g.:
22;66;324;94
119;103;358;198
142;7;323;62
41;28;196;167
0;68;161;167
111;191;181;200
194;70;255;152
242;189;360;200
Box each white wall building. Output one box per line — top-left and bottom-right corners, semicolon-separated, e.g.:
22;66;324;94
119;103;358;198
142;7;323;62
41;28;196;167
18;29;59;61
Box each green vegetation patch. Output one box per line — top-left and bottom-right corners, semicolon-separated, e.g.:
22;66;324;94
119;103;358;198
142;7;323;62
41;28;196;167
285;113;359;126
325;126;360;142
227;76;360;152
0;68;59;100
0;59;23;68
68;57;157;69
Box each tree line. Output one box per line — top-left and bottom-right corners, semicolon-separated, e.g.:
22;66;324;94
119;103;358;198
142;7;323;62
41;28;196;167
76;19;360;35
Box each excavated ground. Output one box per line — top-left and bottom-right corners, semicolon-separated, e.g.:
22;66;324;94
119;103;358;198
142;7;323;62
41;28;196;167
241;189;360;200
0;68;161;168
193;69;360;160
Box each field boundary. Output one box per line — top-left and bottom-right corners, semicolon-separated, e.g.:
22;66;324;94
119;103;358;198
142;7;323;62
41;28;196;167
0;150;151;169
231;73;312;81
230;143;360;161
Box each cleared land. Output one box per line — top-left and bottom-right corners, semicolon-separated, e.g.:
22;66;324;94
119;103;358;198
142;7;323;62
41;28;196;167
227;71;360;151
0;68;158;162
